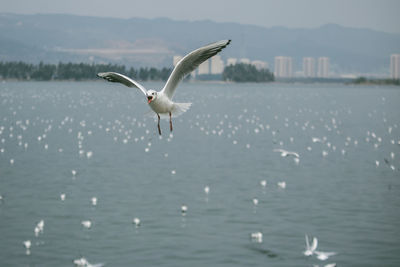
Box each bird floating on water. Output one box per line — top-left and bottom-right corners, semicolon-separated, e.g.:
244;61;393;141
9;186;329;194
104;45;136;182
181;205;188;215
73;257;104;267
260;180;267;187
34;220;44;237
250;232;263;243
204;186;210;194
23;240;31;255
91;197;97;206
133;217;141;227
277;181;286;189
81;220;92;229
98;40;231;135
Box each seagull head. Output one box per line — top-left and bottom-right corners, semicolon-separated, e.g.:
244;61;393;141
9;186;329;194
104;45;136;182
147;90;157;104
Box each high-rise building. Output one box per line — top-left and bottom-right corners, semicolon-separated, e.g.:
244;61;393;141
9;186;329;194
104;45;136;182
251;60;268;70
274;56;293;78
198;59;210;75
303;57;316;77
390;54;400;79
240;58;251;64
227;58;237;66
211;55;224;74
317;57;330;78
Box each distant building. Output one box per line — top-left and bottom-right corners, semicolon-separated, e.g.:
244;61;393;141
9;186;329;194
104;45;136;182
173;55;182;67
303;57;316;77
227;58;237;66
210;55;224;74
240;58;251;64
317;57;330;78
390;54;400;79
274;56;293;78
198;59;210;75
251;60;268;70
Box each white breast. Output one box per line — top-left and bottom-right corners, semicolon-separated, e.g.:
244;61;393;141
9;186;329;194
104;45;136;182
149;94;174;114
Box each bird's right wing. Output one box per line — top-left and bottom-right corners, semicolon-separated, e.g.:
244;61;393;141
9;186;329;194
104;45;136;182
311;237;318;251
97;72;148;96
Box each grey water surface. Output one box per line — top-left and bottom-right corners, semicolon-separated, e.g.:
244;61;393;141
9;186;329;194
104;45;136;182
0;81;399;266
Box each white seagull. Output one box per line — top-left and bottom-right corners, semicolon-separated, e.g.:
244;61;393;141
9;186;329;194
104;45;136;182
23;240;31;249
23;240;31;255
303;234;318;256
81;220;92;229
250;232;263;243
273;148;300;158
98;40;231;135
133;217;141;227
73;257;104;267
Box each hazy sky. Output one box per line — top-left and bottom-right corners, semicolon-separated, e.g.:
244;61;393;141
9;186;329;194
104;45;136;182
2;0;400;33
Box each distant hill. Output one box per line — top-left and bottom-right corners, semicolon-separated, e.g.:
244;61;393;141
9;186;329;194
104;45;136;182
1;13;399;74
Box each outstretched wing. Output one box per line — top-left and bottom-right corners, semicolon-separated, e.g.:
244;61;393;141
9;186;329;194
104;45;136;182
161;39;231;99
97;72;147;96
311;237;318;251
305;234;310;249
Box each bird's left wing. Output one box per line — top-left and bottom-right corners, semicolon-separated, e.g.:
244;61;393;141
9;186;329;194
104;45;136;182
97;72;147;96
161;39;231;99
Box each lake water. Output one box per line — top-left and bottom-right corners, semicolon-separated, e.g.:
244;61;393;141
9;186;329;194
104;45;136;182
0;81;399;266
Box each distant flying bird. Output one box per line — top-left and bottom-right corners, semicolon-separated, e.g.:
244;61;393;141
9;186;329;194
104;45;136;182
303;234;318;256
98;40;231;135
273;148;300;158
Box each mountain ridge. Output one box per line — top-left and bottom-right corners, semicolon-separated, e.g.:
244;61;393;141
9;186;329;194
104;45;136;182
1;13;399;74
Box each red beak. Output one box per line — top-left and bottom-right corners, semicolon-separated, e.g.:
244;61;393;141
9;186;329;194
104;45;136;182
147;96;152;104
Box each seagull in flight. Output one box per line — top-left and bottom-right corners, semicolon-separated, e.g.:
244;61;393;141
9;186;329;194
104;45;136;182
303;234;318;256
98;40;231;135
273;148;300;158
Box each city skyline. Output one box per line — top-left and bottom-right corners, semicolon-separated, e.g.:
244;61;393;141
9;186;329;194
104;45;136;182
172;54;400;79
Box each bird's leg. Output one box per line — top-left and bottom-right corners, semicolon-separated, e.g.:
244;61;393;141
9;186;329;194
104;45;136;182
169;112;173;132
157;114;162;135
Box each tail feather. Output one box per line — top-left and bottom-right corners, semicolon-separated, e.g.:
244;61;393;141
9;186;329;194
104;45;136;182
173;102;192;117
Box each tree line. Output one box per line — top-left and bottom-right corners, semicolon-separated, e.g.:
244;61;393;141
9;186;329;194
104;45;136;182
0;61;173;81
352;76;400;86
223;63;274;82
0;61;275;83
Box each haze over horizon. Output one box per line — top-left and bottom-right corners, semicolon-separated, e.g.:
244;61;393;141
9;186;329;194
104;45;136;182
2;0;400;34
